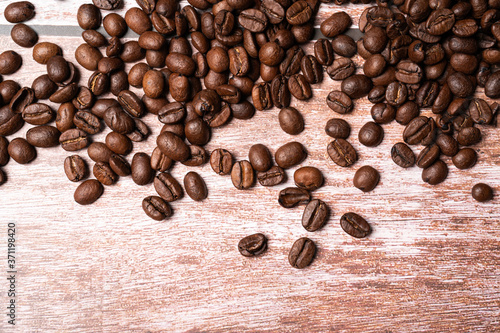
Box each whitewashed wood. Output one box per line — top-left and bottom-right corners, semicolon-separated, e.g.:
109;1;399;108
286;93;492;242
1;1;500;332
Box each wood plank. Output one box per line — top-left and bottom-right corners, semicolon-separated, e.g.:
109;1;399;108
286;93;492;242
0;1;499;332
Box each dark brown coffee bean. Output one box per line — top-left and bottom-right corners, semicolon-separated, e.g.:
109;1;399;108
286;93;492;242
64;155;88;182
275;142;306;169
422;159;448;185
395;101;419;125
103;105;135;134
278;187;310;208
302;200;328;232
471;183;494;202
435;134;459;157
252;83;273;111
288;237;316;269
185;118;210;146
87;142;113;163
0;136;9;166
60;129;89;151
20;103;52;125
93;162;117;185
257;165;285;187
396;60;423;84
358;121;384;147
109;154;130;177
131;152;154;185
120;41;145;63
391;142;415;168
452;148;477;170
259;42;284;66
269;75;289;109
50;83;79;104
9;87;34;114
32;42;61;65
294;166;323;191
216;84;241;104
238;233;267;257
340;212;371;238
426;9;455;35
93;0;122;10
300;55;323;84
468;98;493;124
117;90;145;118
447;72;475;98
0;106;23;136
326;91;353;115
457;127;482;146
82;30;107;48
320;11;351;38
239;9;268;32
403;116;436;145
150;146;173;172
353;165;380;192
332;34;357;58
98;57;124;74
26;125;60;148
75;44;102;71
103;13;127;37
77;4;101;30
154;172;183;202
73;111;100;135
249;144;272;172
181;145;208;167
485;71;500;98
106;36;122;57
385;81;408;107
74;179;103;205
105;131;132;155
55;102;75;132
231;160;254;189
11;23;38;48
157;131;190;162
288;74;311;100
88;71;109;96
8;137;36;164
286;1;312;25
5;1;35;23
327;139;357;167
210;148;232;175
341;75;373;99
158;102;185;124
325;118;350;139
314;39;334;66
416;144;440;169
31;74;57;100
125;7;152;35
142;196;172;221
184;171;208;201
278;107;303;135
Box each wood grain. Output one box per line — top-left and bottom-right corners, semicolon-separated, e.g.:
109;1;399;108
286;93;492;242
1;1;500;332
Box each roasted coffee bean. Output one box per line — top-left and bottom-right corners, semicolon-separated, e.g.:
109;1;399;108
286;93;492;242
88;142;113;163
55;102;76;132
184;171;208;201
332;34;357;58
106;36;122;57
143;196;172;221
8;138;36;164
128;63;150;88
238;233;267;257
457;126;482;146
93;0;122;10
193;89;221;116
325;118;350;139
120;41;145;63
426;9;455;35
275;142;306;169
210;148;232;175
11;23;38;48
74;179;104;205
249;144;272;172
0;137;9;166
185;118;210;145
280;46;304;77
422;160;448;185
452;148;477;170
60;129;89;151
158;102;185;124
206;47;229;73
31;74;57;100
109;154;131;177
231;100;255;119
471;183;494;202
77;4;101;30
231;160;254;189
32;42;61;65
278;107;303;135
353;165;380;192
0;106;23;136
131;152;154;185
391;142;415;168
320;11;351;38
326;91;353;114
396;101;420;125
447;72;475;98
73;111;100;135
10;87;34;114
288;237;316;269
118;90;145;118
301;55;323;84
257;165;285;186
278;187;310;208
416;145;440;169
485;71;500;98
26;125;60;148
98;57;123;74
82;30;107;48
270;75;290;109
259;42;284;66
301;199;328;232
294;166;323;191
403;116;436;145
396;60;423;84
103;13;127;37
314;39;334;66
103;106;135;134
150;146;173;172
435;134;459;157
157;131;190;162
105;131;132;155
385;81;408;107
0;80;21;104
358;122;384;147
75;44;102;71
327;139;357;167
288;74;311;100
64;155;88;182
50;81;79;103
125;7;152;34
216;85;241;104
341;75;373;99
154;172;183;202
252;82;273;111
21;103;52;125
363;54;386;78
127;119;149;142
468;98;493;124
340;212;371;238
88;71;109;96
286;1;312;25
239;9;268;32
182;145;208;167
93;162;118;185
5;1;35;23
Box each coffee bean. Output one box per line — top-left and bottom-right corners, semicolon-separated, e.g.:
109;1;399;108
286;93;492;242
103;13;127;37
105;131;132;155
131;152;154;185
0;51;22;75
391;143;415;168
363;54;386;78
457;127;482;146
288;237;316;269
73;111;100;135
293;166;322;191
11;23;38;48
301;55;323;84
396;60;423;84
259;42;284;66
385;81;408;107
92;0;122;10
120;41;145;63
327;139;357;167
154;172;184;202
118;90;145;118
278;107;303;135
182;145;208;167
288;74;312;100
22;102;54;126
325;118;350;139
59;128;89;151
231;160;254;189
340;212;371;238
452;148;477;170
82;30;107;48
31;74;57;100
103;105;135;134
416;144;440;169
270;75;290;109
238;233;267;257
403;116;436;145
320;11;351;38
435;134;459;157
0;106;23;136
341;75;373;99
0;137;9;167
93;162;118;185
74;179;104;205
422;159;448;185
5;1;35;23
32;42;61;65
252;82;272;111
108;154;130;177
426;9;455;35
353;165;380;192
447;72;475;98
77;4;101;30
257;165;285;187
8;137;36;164
26;125;60;148
239;9;268;32
327;57;355;81
485;71;500;98
249;144;272;172
278;187;310;208
302;199;328;232
275;142;306;169
125;7;152;34
468;98;493;124
184;171;208;201
64;155;88;182
358;121;384;147
87;142;113;163
10;87;34;114
143;196;172;221
326;91;353;115
471;183;494;202
314;39;334;66
216;84;241;104
396;101;420;125
210;148;232;175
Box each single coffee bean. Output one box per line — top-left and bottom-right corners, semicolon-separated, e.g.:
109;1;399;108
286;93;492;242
358;122;384;147
125;7;152;34
288;237;316;269
270;75;290;108
154;172;184;202
87;142;113;163
275;142;306;169
278;107;304;135
340;212;371;238
278;187;310;208
105;131;132;155
471;183;494;202
64;155;88;182
435;134;459;157
210;148;233;175
341;75;373;99
118;90;145;118
259;42;284;66
294;166;323;191
127;119;149;142
103;13;127;37
288;74;312;100
252;82;273;111
103;106;135;134
216;84;241;104
325;118;350;139
47;55;70;83
31;74;57;100
468;98;493;124
92;0;122;10
32;42;61;65
74;179;104;205
416;144;440;169
457;127;482;146
302;199;328;232
109;154;131;177
5;1;35;23
320;11;351;38
326;91;353;114
452;148;477;170
22;103;54;125
314;39;334;66
391;143;415;168
184;171;208;201
257;165;285;187
82;30;107;48
372;103;397;124
385;81;408;107
238;233;267;257
93;162;118;186
249;144;272;172
181;145;208;167
59;128;89;151
142;196;172;221
26;125;60;148
231;160;254;190
11;23;38;48
0;51;22;75
353;165;380;192
301;55;323;84
403;116;436;145
131;152;154;185
50;83;79;104
422;160;448;185
10;87;34;114
363;54;386;78
55;102;75;132
8;137;36;164
327;139;357;167
447;72;475;98
396;101;420;125
0;136;9;166
185;118;211;146
485;71;500;99
120;41;145;63
0;106;24;136
77;4;101;30
73;111;100;135
0;80;21;104
327;58;355;80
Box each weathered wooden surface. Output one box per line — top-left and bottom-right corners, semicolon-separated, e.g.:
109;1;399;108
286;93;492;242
0;0;499;332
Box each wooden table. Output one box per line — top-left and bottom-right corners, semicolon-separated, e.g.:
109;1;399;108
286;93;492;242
1;1;499;331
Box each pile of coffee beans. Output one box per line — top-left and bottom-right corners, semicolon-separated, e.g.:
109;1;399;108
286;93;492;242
0;0;498;269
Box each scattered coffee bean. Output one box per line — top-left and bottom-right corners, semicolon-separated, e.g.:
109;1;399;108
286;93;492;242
422;160;448;185
452;148;477;170
358;121;384;147
131;152;154;185
231;160;254;190
248;144;272;172
74;179;104;205
8;138;36;164
288;237;316;269
353;165;380;192
238;233;267;257
471;183;494;202
154;172;183;202
142;196;172;221
294;166;323;191
302;199;328;232
278;187;310;208
340;212;371;238
327;139;357;167
391;143;415;168
325;118;350;139
184;171;208;201
275;142;306;169
93;162;118;185
279;107;304;135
